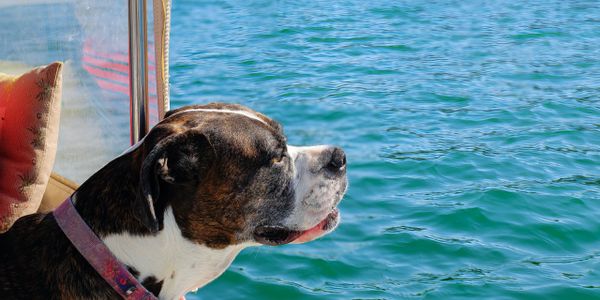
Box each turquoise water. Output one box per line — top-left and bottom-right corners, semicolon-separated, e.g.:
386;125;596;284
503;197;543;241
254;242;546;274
169;1;600;299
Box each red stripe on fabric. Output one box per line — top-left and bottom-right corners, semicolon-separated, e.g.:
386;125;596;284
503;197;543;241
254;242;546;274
94;77;130;95
90;79;161;110
83;56;129;74
84;64;129;84
83;42;157;71
84;42;129;63
83;60;158;87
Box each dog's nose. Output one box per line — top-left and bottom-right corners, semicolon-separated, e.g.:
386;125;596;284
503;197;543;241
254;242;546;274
326;147;346;173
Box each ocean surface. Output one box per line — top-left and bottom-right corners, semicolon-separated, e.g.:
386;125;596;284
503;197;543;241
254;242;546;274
169;1;600;299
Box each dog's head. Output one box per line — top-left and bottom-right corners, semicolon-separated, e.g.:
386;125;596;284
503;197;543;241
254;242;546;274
135;103;347;249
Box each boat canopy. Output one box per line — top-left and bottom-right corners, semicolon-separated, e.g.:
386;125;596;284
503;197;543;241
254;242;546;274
0;0;171;183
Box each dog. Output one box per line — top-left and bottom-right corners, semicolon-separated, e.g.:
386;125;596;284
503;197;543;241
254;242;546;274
0;103;347;299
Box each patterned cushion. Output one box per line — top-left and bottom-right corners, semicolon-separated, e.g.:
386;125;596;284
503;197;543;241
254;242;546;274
0;62;63;232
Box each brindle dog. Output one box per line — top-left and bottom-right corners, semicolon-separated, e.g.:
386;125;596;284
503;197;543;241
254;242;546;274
0;103;347;299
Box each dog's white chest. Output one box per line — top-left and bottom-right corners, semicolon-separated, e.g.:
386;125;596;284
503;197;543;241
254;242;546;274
102;207;248;300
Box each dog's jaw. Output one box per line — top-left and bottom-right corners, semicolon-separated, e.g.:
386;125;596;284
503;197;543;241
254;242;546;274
283;145;347;237
102;207;253;300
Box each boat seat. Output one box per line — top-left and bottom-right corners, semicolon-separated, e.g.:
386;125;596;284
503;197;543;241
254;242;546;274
38;172;78;213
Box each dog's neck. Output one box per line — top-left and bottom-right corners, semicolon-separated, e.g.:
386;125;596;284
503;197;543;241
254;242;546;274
102;207;248;300
73;151;156;236
72;152;250;299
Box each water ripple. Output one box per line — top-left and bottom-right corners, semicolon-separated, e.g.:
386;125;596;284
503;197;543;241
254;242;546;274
170;0;600;298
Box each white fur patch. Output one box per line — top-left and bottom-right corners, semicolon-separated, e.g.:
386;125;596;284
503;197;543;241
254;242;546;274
102;208;252;300
117;107;266;163
284;145;343;230
120;108;265;158
167;108;267;125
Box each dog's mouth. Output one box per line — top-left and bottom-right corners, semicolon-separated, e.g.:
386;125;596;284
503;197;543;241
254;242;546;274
253;208;340;246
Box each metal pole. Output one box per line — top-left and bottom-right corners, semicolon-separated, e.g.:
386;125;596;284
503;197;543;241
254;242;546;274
129;0;149;144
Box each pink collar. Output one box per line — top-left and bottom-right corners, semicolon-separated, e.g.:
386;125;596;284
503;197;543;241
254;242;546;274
53;197;158;300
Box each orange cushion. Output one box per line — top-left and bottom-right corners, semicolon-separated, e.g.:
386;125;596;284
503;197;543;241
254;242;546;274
0;62;63;232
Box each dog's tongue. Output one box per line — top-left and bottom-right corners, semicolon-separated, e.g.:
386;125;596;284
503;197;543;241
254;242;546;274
180;296;186;300
254;208;339;245
292;216;330;243
292;208;339;244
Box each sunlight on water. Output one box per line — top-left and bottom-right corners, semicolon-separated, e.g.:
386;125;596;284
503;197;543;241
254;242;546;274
169;0;600;298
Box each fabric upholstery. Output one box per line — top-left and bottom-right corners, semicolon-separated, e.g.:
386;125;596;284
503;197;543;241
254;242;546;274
0;62;63;232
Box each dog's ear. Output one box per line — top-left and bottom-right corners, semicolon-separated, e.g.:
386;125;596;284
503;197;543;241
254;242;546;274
137;131;214;232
